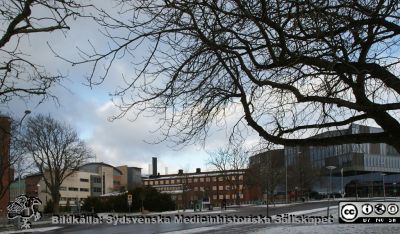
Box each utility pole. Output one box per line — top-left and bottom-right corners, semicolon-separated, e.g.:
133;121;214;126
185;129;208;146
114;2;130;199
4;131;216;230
326;166;336;217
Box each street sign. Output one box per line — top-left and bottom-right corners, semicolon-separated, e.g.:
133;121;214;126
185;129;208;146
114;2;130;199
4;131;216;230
127;194;132;206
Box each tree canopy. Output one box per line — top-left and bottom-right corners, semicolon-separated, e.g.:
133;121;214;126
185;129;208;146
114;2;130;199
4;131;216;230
21;114;92;213
74;1;400;151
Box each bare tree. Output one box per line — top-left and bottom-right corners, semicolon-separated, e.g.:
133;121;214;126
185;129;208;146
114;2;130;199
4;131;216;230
0;0;91;104
207;146;248;204
246;150;284;203
287;152;319;201
71;0;400;152
21;114;93;213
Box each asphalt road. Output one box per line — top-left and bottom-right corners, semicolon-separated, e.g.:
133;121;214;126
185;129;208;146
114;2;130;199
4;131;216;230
38;200;338;234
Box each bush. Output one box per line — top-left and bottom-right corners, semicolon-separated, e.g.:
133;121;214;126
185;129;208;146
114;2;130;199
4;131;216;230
81;187;175;213
44;200;54;214
63;200;71;213
81;197;104;213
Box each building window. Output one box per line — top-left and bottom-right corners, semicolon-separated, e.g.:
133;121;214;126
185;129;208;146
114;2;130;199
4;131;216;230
59;186;66;191
200;178;204;182
219;186;223;191
206;177;210;182
165;180;169;184
149;181;153;185
68;187;78;191
160;180;164;185
80;178;89;182
154;181;158;185
213;195;217;200
194;178;198;183
188;179;192;183
219;195;224;199
93;187;101;193
212;186;217;191
93;177;101;183
218;177;223;182
80;188;89;192
226;194;230;199
194;187;198;191
212;177;217;182
144;181;148;185
239;175;243;180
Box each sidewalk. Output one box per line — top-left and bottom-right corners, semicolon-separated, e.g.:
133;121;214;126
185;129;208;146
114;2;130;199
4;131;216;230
250;206;400;234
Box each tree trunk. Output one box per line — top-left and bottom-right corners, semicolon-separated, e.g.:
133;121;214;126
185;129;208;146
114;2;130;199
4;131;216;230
51;191;61;213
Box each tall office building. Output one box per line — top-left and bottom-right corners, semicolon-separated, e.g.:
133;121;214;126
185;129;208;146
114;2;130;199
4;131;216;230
251;124;400;197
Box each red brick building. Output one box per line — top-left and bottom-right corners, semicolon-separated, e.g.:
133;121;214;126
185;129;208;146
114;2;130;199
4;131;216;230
0;116;11;216
25;173;43;197
143;168;257;209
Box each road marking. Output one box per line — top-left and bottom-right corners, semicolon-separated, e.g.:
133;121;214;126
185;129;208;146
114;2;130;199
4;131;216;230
1;226;62;233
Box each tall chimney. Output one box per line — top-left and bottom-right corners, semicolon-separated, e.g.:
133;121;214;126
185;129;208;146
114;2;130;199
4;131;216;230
196;168;201;173
165;167;168;175
152;157;157;177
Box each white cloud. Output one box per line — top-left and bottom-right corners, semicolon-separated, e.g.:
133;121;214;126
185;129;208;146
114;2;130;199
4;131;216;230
1;2;262;176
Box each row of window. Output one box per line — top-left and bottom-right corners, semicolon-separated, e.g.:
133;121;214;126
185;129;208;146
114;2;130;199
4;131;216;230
365;156;400;168
211;185;243;191
155;184;244;192
287;143;399;168
79;177;106;183
60;197;85;202
59;186;90;192
212;194;243;200
170;193;244;201
144;175;243;186
156;186;182;191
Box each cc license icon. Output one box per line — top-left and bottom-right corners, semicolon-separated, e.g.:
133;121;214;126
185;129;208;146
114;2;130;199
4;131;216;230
341;204;358;221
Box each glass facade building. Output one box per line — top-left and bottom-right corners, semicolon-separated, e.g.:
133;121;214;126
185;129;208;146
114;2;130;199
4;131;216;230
255;124;400;196
285;124;400;176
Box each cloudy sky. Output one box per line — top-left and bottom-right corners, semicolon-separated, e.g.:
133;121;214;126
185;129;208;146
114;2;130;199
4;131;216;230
0;2;260;176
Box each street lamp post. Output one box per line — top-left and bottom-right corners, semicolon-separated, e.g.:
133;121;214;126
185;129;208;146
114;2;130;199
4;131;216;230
326;166;336;217
18;110;31;195
381;173;386;201
285;153;288;204
341;168;344;198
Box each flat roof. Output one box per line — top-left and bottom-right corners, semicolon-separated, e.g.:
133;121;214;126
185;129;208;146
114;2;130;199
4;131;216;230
143;169;246;180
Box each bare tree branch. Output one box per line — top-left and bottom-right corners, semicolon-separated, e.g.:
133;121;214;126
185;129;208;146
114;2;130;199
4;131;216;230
72;0;400;151
0;0;92;104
